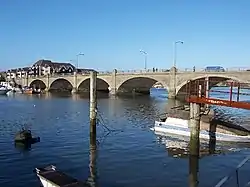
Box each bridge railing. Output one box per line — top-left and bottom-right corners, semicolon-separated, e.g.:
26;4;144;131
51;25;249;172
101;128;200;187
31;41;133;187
11;67;250;80
178;67;250;72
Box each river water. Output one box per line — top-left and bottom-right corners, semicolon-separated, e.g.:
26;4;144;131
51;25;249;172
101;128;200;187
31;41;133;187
1;88;250;187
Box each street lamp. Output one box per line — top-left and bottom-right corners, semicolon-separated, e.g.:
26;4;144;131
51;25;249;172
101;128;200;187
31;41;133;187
139;49;147;70
173;41;184;68
76;53;84;70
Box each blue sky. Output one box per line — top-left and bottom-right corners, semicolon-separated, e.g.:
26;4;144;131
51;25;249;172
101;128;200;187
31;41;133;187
1;0;250;71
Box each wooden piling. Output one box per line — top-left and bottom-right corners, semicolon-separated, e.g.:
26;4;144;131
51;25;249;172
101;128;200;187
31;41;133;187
189;102;201;187
90;71;97;138
205;76;209;109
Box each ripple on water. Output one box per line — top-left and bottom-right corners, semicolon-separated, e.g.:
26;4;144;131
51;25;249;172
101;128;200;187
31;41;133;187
1;91;250;187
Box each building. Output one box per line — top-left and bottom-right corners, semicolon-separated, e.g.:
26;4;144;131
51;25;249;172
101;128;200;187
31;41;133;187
5;59;95;79
32;59;76;76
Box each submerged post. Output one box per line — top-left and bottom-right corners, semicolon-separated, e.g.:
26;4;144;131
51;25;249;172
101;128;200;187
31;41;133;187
189;102;201;187
90;71;97;139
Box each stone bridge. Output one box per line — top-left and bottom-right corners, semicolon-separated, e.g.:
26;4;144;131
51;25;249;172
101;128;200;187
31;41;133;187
15;68;250;99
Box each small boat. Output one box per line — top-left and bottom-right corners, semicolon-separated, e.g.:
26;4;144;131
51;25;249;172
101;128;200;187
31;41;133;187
0;86;11;95
22;86;33;94
34;165;88;187
151;116;250;143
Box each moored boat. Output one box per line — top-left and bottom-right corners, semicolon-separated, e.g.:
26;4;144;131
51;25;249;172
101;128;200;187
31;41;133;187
151;116;250;143
0;86;11;95
22;86;33;94
34;165;88;187
22;86;42;94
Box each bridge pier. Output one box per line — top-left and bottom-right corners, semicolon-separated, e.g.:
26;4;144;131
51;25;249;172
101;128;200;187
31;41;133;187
168;67;177;99
109;69;117;95
109;87;117;95
71;87;78;94
168;89;176;99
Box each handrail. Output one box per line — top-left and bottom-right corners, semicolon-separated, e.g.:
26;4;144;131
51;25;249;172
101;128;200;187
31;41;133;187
214;156;250;187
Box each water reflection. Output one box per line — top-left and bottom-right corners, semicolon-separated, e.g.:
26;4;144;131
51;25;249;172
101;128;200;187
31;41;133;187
87;133;98;187
14;137;41;153
14;142;32;152
155;133;220;159
189;155;199;187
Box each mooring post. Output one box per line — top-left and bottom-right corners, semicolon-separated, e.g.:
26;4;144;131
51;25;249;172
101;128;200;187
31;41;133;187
90;71;97;139
205;76;209;109
189;102;201;187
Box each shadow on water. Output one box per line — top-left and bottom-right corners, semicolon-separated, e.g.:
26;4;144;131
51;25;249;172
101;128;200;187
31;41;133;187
86;135;98;187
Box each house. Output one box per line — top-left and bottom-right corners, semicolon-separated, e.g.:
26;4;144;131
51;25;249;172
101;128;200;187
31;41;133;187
6;69;18;79
32;60;76;76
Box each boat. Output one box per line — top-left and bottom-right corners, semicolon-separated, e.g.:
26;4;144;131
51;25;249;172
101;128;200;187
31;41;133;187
22;86;33;94
151;116;250;143
0;86;11;95
22;86;42;94
34;165;89;187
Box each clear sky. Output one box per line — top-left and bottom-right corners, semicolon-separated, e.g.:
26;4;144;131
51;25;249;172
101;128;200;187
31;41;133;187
1;0;250;71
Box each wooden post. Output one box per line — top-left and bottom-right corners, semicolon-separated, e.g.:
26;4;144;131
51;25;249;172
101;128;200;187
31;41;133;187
88;70;97;186
205;77;209;98
189;102;201;187
90;71;97;138
205;76;209;109
237;82;240;102
229;82;233;104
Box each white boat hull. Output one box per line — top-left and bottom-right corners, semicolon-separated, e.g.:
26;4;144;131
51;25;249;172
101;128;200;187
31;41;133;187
37;175;57;187
151;117;250;143
0;89;11;95
35;165;87;187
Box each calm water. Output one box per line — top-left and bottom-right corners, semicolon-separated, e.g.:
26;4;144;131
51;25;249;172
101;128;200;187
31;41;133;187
1;88;250;187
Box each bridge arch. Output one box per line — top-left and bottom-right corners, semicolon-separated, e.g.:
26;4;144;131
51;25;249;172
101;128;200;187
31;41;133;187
49;78;73;92
29;79;47;90
176;75;244;99
117;77;168;95
77;78;110;93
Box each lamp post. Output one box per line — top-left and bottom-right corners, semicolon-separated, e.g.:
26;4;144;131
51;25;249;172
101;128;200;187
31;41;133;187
173;41;184;68
76;53;84;70
139;49;147;70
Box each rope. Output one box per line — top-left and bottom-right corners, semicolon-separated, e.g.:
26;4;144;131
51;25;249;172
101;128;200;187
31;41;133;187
94;106;124;147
